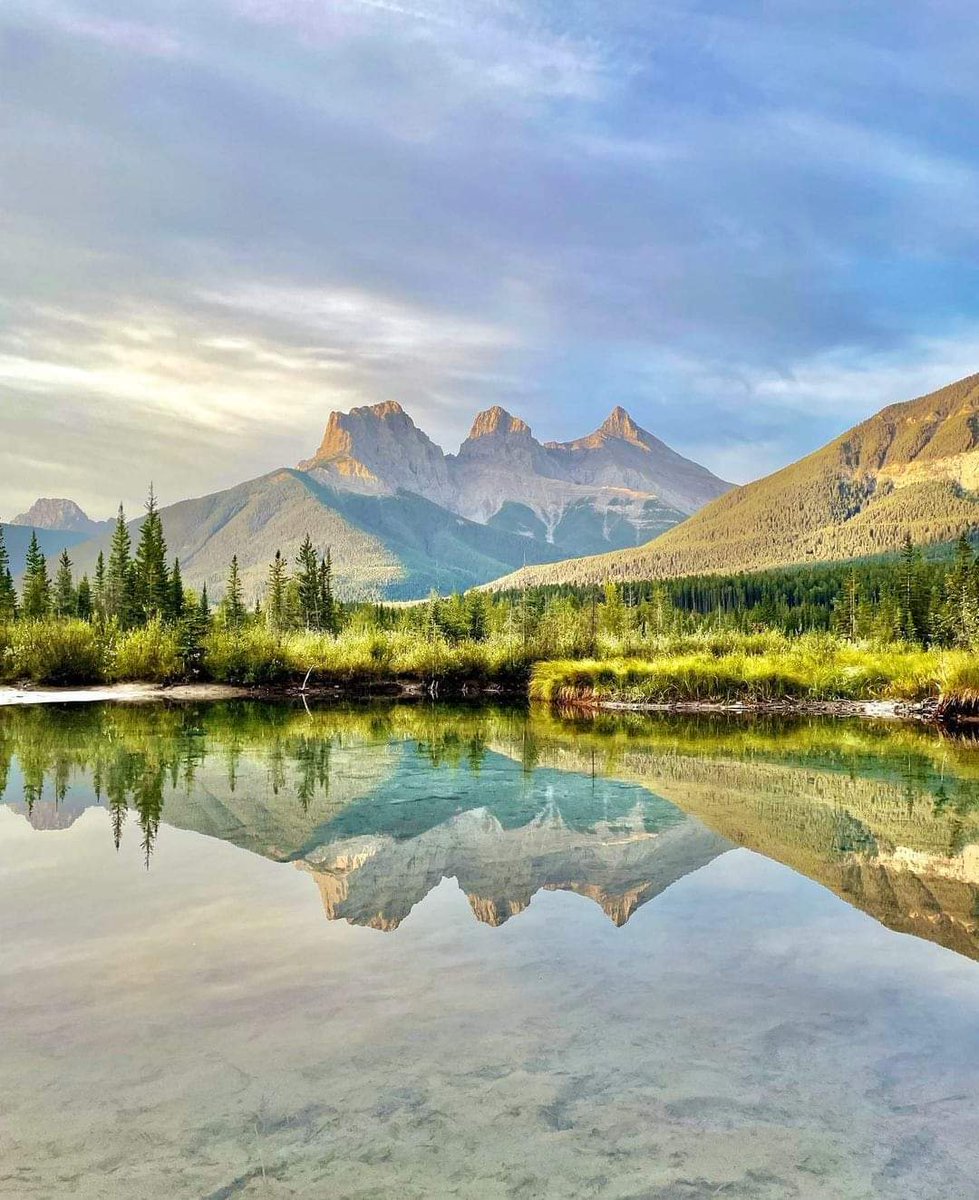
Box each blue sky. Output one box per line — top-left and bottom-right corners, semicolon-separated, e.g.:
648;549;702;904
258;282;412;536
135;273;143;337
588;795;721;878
2;0;978;517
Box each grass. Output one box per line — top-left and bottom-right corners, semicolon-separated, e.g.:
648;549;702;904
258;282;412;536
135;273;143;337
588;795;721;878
529;632;972;705
2;620;979;713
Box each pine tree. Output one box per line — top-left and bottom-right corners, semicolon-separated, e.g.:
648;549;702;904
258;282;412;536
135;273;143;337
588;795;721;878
107;505;135;626
76;575;93;621
134;486;170;622
897;533;927;643
295;535;321;629
168;558;185;621
178;586;211;677
0;524;16;619
319;549;336;634
93;551;107;622
266;550;288;631
21;533;51;619
53;549;76;618
466;591;489;641
222;556;246;630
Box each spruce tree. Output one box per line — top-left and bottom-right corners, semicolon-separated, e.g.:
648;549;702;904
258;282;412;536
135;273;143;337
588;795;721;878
319;549;336;634
0;524;16;619
296;535;321;629
134;486;170;622
107;505;135;626
21;533;51;619
222;556;246;630
53;549;76;618
178;586;211;677
76;575;93;621
169;558;185;621
266;550;288;631
897;533;927;643
93;551;107;622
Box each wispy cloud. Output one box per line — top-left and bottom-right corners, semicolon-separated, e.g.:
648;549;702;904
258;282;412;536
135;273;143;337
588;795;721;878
2;0;979;512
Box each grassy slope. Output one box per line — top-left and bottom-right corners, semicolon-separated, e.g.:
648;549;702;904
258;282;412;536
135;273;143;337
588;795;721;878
489;373;979;588
69;470;570;601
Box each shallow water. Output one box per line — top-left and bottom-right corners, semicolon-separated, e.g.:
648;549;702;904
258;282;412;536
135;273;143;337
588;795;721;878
2;702;979;1198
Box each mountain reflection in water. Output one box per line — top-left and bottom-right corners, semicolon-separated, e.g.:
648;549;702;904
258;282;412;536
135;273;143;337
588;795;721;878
3;701;979;958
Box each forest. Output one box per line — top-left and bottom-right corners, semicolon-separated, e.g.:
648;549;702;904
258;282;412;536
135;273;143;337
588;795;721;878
2;488;979;703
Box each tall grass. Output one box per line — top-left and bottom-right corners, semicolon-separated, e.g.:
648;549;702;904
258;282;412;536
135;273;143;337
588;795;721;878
1;620;104;685
530;633;968;705
202;628;533;687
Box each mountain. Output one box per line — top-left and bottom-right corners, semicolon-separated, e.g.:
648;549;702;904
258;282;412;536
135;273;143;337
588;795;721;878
69;468;569;601
299;806;729;931
0;523;90;578
68;402;728;601
301;400;731;558
11;498;111;538
488;373;979;588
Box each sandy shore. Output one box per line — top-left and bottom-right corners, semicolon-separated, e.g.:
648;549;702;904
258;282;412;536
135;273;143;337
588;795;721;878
0;682;253;706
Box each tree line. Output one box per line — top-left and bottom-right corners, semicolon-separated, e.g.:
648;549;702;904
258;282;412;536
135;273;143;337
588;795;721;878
3;487;979;653
0;487;339;643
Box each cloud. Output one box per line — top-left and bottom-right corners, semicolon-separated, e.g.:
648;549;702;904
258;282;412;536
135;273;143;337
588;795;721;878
1;0;979;513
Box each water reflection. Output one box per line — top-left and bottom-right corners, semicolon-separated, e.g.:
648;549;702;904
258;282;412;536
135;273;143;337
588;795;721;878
3;702;979;957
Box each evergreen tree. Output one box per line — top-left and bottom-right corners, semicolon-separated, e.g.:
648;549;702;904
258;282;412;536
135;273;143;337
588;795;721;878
833;568;861;640
107;505;135;626
21;533;51;619
295;535;321;629
319;549;337;634
266;550;288;631
466;591;489;641
178;586;211;677
134;486;170;622
0;524;16;619
76;575;93;621
53;550;76;618
93;551;107;622
897;533;927;643
222;556;246;630
169;558;185;621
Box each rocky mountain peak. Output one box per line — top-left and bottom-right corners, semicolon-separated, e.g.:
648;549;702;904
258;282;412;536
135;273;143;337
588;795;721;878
466;406;533;441
300;401;452;502
598;406;645;443
11;498;108;536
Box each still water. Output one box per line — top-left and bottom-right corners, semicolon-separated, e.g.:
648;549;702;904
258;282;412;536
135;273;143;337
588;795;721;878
2;701;979;1199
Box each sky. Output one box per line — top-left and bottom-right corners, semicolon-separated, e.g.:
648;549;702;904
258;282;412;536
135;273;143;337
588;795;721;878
2;0;979;519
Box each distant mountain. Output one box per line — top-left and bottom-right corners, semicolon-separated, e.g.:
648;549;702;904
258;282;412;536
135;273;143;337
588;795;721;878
1;523;89;578
11;498;111;538
301;400;731;558
69;402;728;601
490;373;979;588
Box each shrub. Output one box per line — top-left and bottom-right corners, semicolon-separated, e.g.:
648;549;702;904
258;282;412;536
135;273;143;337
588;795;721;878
4;620;104;685
204;626;290;685
108;620;182;683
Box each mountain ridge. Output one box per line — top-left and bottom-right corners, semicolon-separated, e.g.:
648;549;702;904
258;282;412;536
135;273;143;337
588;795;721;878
488;373;979;589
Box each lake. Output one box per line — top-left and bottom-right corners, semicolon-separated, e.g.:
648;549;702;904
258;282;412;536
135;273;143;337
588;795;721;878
2;701;979;1199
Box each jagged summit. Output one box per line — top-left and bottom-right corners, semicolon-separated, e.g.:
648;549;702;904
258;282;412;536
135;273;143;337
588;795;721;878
466;406;533;441
599;406;645;442
11;498;110;537
296;399;730;557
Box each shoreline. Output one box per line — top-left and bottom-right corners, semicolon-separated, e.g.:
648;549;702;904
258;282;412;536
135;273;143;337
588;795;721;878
0;680;946;722
0;679;523;708
550;696;939;721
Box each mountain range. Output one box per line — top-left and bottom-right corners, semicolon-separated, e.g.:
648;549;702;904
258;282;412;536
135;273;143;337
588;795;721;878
9;373;979;597
8;403;729;599
492;373;979;588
